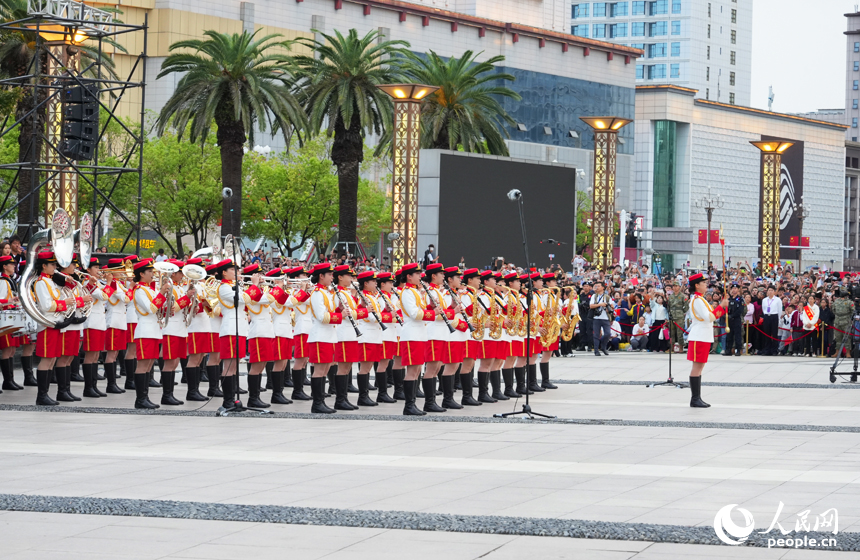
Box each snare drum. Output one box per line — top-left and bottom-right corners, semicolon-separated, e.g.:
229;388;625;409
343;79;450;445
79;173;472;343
0;309;25;336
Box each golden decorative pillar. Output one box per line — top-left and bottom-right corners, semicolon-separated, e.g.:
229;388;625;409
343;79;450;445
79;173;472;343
750;141;793;271
44;43;79;227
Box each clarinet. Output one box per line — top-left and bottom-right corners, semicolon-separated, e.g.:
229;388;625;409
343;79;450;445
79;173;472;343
420;280;455;333
352;281;387;331
380;290;404;326
330;285;362;337
443;280;475;333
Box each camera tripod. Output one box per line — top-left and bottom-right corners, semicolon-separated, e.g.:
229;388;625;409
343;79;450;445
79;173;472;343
829;315;860;384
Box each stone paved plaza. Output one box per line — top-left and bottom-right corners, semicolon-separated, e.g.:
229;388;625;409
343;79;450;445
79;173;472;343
1;351;860;559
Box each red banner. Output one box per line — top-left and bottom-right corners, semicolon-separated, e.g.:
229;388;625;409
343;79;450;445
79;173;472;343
788;236;811;247
698;229;720;244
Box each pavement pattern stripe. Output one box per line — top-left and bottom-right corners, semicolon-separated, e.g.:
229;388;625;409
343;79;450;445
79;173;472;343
3;440;860;484
3;404;860;433
0;494;852;551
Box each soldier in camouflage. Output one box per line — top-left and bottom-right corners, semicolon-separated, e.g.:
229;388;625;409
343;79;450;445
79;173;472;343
667;283;689;352
831;290;856;358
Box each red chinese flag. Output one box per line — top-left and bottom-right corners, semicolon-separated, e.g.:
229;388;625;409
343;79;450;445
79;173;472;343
698;229;707;244
801;237;810;247
789;236;799;246
709;229;721;244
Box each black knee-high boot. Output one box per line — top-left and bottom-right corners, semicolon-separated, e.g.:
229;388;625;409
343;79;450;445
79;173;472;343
375;364;395;403
326;365;337;397
22;355;36;387
124;358;136;389
291;368;311;400
502;368;518;398
1;356;22;390
415;373;425;398
179;357;188;384
310;377;335;414
514;366;530;395
527;364;544;392
185;367;208;401
160;371;184;405
460;369;481;406
206;364;222;397
270;369;292;405
347;370;359;393
441;375;463;409
35;369;58;406
70;355;83;382
423;377;446;413
105;362;125;394
265;362;273;391
490;370;508;400
94;357;105;380
82;363;101;398
91;363;106;397
57;366;80;402
386;362;394;386
477;371;496;403
392;369;406;400
689;376;710;408
539;362;557;389
356;373;377;406
402;379;426;416
117;349;126;376
220;375;236;409
134;372;158;409
334;374;357;410
148;363;161;388
283;362;294;387
247;375;270;408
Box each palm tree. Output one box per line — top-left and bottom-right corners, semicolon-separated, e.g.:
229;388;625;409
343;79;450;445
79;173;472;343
0;0;123;237
156;30;306;238
404;50;520;156
291;29;410;244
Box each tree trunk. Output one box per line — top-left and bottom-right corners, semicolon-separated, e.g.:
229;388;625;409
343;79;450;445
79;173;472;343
330;111;363;244
15;85;43;241
216;115;246;241
174;232;184;258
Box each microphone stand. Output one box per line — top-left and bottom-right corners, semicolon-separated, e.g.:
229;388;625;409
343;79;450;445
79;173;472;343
646;251;687;389
496;192;556;420
218;199;273;416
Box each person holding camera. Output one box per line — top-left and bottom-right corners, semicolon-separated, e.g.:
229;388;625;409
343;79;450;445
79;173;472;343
589;281;613;356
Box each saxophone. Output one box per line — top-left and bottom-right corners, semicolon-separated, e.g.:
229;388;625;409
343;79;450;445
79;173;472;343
539;288;560;347
502;287;521;337
561;291;580;342
488;289;504;340
466;286;486;341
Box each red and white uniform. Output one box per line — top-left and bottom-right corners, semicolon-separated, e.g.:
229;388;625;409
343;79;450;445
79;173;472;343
333;286;367;363
377;290;400;360
82;277;110;352
686;293;715;363
34;273;81;358
442;287;469;364
60;276;87;356
246;285;276;363
0;275;19;348
307;285;343;363
104;279;130;351
217;280;254;359
187;288;213;355
269;285;309;361
161;284;193;360
134;282;168;360
357;290;385;362
398;283;435;366
292;288;313;359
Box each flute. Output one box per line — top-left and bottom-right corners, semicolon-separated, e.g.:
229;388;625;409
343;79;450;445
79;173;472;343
330;285;362;337
352;281;387;331
443;280;475;332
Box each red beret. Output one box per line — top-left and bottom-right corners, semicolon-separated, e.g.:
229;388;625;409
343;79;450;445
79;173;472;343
107;258;124;266
215;259;233;269
186;258;203;265
204;262;221;273
401;263;421;275
530;272;541;280
519;273;529;281
123;255;138;262
689;273;707;286
37;251;56;262
243;263;262;275
88;257;100;266
425;263;444;274
394;268;403;277
462;268;480;280
444;266;461;277
542;273;557;280
133;258;154;271
480;270;493;279
0;255;13;264
376;272;393;281
264;268;282;278
504;272;519;280
169;260;185;268
311;263;333;274
492;271;502;279
287;266;306;278
357;270;375;281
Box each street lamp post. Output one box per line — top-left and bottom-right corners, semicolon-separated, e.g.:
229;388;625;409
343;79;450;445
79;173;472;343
793;196;811;273
572;168;587;265
580;116;631;272
377;83;439;269
694;186;724;272
750;141;794;271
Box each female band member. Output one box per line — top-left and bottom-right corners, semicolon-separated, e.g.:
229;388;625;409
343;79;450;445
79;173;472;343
331;265;365;410
160;260;194;406
687;272;726;408
288;266;313;401
204;261;224;398
355;271;383;408
102;259;130;394
58;259;91;401
460;268;483;406
243;262;275;408
306;262;342;414
123;255;139;391
132;258;171;409
81;257;109;398
217;259;259;409
440;267;468;409
374;271;399;404
398;263;436;416
184;257;211;402
0;255;22;391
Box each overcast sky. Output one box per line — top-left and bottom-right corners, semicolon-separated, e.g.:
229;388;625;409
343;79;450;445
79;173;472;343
750;0;852;113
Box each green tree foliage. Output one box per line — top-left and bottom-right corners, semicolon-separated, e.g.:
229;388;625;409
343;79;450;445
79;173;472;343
156;30;306;239
403;50;520;156
291;28;409;243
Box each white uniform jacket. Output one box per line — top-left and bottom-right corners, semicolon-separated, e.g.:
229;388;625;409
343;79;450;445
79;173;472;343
104;280;130;330
161;284;193;338
217;281;253;338
398;284;435;343
307;285;343;344
133;283;168;340
687;294;716;343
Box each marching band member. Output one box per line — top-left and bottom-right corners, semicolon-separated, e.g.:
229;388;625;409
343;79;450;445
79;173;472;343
216;258;258;409
58;259;89;400
123;255;139;391
460;268;482;406
527;273;545;393
0;255;22;391
33;251;86;406
687;272;726;408
17;258;36;388
513;272;532;396
81;258;109;398
490;272;511;402
422;263;462;412
539;272;560;390
243;262;276;408
354;271;384;407
268;267;310;405
102;259;130;394
132;258;171;409
374;271;399;403
331;265;365;410
398;263;436;416
499;272;523;399
159;260;194;406
184;257;211;402
476;271;502;404
306;262;341;414
288;266;313;401
440;267;468;409
204;261;224;398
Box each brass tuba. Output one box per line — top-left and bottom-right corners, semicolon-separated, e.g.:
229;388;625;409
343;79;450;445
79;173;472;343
20;209;75;328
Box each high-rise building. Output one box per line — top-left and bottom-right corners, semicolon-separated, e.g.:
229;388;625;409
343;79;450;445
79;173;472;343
569;0;752;105
845;10;860;142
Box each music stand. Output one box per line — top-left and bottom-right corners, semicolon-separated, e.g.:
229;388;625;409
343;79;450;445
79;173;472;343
495;190;556;420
